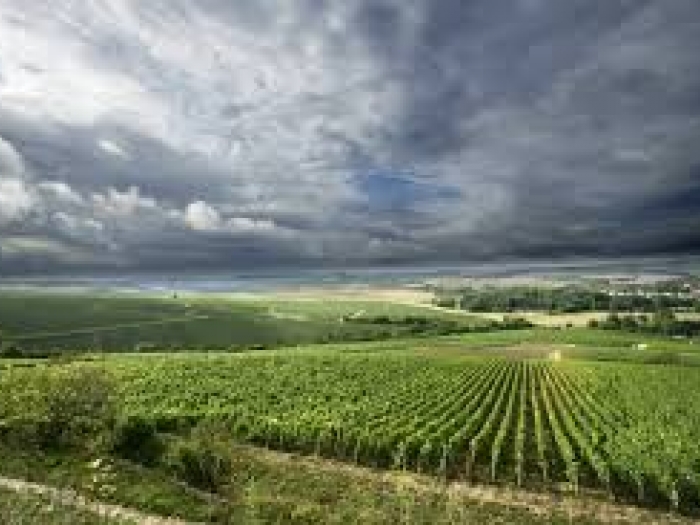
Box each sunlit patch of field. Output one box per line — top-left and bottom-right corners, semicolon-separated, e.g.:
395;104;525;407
243;285;435;303
470;311;613;327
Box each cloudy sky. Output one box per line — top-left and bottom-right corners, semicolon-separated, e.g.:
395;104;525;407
0;0;699;273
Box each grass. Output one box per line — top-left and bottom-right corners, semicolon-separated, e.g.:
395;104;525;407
247;296;476;320
0;446;223;523
2;441;693;524
219;444;602;524
446;326;700;351
0;444;607;525
0;485;133;524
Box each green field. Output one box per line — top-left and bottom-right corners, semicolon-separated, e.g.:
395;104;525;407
0;293;490;352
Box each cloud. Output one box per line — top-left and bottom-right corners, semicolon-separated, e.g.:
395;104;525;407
0;178;34;225
91;186;158;217
0;137;33;225
0;0;699;273
184;200;221;232
98;139;129;159
36;181;84;205
185;199;279;235
0;135;26;176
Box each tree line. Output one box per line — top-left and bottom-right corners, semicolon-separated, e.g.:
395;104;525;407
591;310;700;337
435;286;699;314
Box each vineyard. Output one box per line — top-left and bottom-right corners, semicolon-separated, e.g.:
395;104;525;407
4;350;697;513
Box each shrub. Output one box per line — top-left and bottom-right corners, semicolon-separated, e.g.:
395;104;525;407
111;417;165;466
165;420;233;492
43;367;118;450
0;366;117;451
0;341;23;358
499;316;533;330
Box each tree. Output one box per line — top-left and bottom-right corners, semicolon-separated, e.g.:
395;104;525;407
652;308;676;335
0;340;23;358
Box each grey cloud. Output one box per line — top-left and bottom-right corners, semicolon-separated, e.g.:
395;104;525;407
0;0;699;273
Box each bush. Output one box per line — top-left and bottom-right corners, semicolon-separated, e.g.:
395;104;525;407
499;316;533;330
0;366;117;451
434;297;458;308
165;420;233;492
0;341;23;358
45;367;118;450
111;417;165;466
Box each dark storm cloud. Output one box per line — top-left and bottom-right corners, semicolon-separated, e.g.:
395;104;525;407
0;113;235;204
0;0;699;273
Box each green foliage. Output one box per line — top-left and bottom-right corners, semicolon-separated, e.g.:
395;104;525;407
0;487;134;524
579;362;700;512
434;296;459;308
342;313;532;335
165;420;232;492
597;311;700;337
43;368;118;451
0;366;117;451
111;417;165;466
0;341;23;358
116;352;700;513
439;285;699;314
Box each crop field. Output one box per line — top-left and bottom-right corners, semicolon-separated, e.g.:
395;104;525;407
3;347;699;513
0;293;485;352
4;292;697;355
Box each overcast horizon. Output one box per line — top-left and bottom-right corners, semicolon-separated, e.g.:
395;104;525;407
1;1;699;274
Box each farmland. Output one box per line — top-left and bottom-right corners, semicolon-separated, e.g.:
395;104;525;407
0;292;381;351
0;292;495;353
90;354;700;511
2;291;700;522
3;340;700;515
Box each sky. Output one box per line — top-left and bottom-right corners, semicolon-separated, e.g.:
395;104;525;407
0;0;699;273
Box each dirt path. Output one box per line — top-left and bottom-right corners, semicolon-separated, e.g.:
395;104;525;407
0;476;200;525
